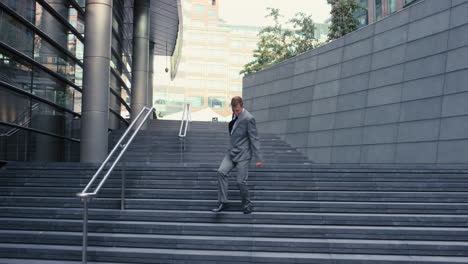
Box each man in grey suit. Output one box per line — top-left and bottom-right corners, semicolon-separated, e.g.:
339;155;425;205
212;96;264;214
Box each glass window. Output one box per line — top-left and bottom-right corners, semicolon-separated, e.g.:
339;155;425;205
0;87;80;162
192;19;205;27
68;7;85;34
207;48;227;58
375;0;382;21
33;34;79;84
207;64;226;75
112;33;123;56
210;34;226;44
111;52;122;74
35;3;69;48
167;93;185;106
231;83;241;91
208;97;226;109
388;0;398;13
246;42;257;49
0;10;35;57
189;96;204;108
193;5;205;14
74;64;83;87
112;15;122;36
404;0;421;6
32;68;74;110
0;0;35;22
30;100;68;136
0;47;33;91
109;92;121;113
35;2;84;60
230;69;241;79
207;80;225;90
230;40;242;48
0;47;76;112
76;40;84;61
187;78;204;89
188;32;206;42
357;14;368;27
121;72;131;89
208;9;216;18
0;84;31;123
186;63;205;74
74;89;82;114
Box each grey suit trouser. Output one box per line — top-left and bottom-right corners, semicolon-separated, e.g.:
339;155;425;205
217;154;250;206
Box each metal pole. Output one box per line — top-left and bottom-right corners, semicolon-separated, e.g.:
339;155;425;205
16;133;19;161
24;130;28;161
121;165;126;210
81;197;89;264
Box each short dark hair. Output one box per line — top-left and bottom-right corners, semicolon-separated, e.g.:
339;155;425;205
231;96;243;107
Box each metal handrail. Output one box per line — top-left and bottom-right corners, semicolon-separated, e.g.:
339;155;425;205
77;106;155;264
178;103;191;138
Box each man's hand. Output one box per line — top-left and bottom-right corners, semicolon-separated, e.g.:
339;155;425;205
255;162;264;167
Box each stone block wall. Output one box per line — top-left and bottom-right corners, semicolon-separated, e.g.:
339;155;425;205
243;0;468;164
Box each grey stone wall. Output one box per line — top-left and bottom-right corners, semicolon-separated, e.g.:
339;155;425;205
243;0;468;164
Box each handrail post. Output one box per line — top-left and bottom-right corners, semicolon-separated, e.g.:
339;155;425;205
80;195;92;264
178;103;191;138
121;164;126;210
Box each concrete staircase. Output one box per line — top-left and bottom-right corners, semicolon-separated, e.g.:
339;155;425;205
1;120;468;263
109;120;311;165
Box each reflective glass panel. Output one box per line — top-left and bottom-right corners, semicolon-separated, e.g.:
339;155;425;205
32;67;74;111
0;0;35;22
0;9;35;57
0;47;33;91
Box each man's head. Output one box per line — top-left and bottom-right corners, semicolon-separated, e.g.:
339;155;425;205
231;96;244;117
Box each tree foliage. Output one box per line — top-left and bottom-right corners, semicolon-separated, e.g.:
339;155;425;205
241;8;320;75
327;0;362;41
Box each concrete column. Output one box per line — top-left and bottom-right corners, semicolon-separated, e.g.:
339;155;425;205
130;0;150;128
148;42;155;116
80;0;112;163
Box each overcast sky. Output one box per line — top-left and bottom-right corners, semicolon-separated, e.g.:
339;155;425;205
218;0;331;26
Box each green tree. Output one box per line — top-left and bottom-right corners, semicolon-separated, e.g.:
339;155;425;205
327;0;363;41
241;8;319;75
289;12;318;55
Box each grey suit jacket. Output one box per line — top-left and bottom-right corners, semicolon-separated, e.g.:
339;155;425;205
228;109;263;163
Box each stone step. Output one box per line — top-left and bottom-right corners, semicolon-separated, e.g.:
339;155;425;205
2;197;468;214
2;178;468;192
2;187;468;202
4;169;468;181
1;230;468;256
2;243;468;264
2;218;467;241
3;207;468;227
4;172;468;181
0;258;129;264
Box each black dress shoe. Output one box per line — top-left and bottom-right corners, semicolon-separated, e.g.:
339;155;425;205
243;203;253;214
212;203;229;212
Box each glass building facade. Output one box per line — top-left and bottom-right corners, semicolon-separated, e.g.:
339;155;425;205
355;0;422;27
0;0;132;162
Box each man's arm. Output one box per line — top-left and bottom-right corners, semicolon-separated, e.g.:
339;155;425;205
247;117;264;166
